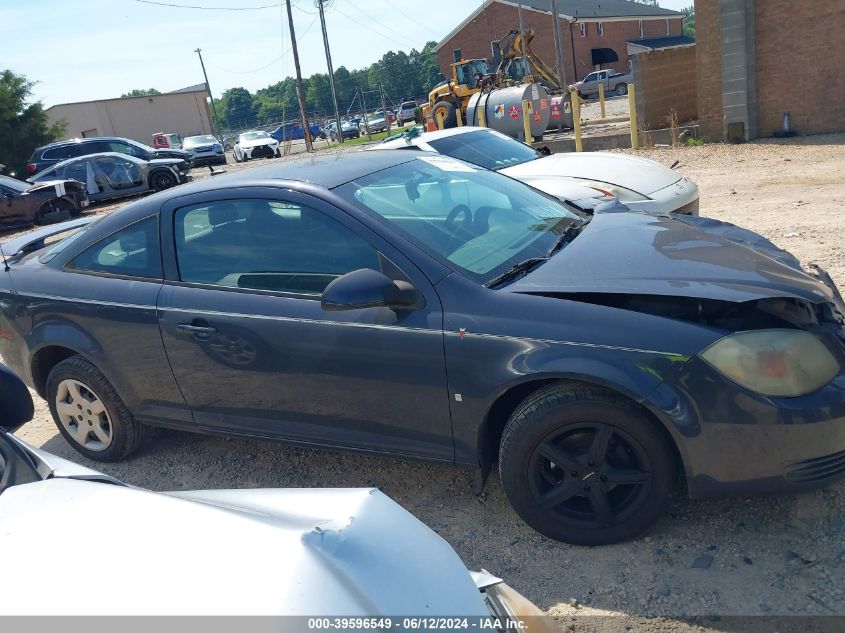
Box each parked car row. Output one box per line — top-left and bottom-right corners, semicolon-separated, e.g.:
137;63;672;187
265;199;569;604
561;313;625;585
2;149;843;549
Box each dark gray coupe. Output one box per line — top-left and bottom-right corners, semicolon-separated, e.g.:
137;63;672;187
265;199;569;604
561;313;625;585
2;151;845;545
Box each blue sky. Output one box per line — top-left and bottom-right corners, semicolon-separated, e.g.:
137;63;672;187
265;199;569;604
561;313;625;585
2;0;690;107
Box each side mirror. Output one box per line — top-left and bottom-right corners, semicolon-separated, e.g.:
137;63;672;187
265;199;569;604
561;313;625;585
0;364;34;433
322;268;424;312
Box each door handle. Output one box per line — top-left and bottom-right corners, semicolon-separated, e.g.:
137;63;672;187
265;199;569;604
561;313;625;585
176;323;217;336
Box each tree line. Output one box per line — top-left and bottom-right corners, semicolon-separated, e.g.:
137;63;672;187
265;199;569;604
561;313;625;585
213;41;443;132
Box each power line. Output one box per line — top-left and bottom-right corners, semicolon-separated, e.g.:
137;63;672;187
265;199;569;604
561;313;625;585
332;5;410;49
132;0;280;9
204;15;318;74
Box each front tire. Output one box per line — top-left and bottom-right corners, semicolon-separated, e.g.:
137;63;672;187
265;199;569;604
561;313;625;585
499;383;676;545
46;356;147;462
150;170;177;192
431;100;458;128
34;199;73;225
616;83;628;96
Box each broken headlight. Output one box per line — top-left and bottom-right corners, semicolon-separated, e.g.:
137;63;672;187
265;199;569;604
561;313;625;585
700;329;840;397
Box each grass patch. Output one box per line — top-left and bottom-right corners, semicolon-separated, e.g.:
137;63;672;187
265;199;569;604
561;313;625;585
314;126;413;151
685;136;705;146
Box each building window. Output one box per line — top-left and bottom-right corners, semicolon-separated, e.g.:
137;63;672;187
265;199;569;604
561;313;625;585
580;23;587;37
597;21;604;36
665;18;670;35
639;20;644;37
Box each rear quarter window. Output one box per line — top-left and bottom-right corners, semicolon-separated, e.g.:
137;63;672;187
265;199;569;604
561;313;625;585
68;216;162;279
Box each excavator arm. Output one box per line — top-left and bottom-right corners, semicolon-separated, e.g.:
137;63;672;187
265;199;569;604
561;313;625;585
493;29;563;91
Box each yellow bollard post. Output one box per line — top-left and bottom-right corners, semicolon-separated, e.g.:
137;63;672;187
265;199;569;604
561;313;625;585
456;108;463;127
628;84;638;149
477;103;486;128
599;83;606;118
570;90;583;152
435;109;446;130
522;100;533;143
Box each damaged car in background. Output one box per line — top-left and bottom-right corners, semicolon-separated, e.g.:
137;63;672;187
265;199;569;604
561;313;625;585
0;364;552;626
0;174;88;227
1;151;844;546
27;152;190;203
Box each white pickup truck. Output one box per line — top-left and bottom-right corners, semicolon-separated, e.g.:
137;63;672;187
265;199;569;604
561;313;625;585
570;69;632;98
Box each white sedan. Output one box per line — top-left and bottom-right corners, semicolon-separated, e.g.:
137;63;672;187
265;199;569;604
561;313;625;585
233;130;280;162
377;127;699;215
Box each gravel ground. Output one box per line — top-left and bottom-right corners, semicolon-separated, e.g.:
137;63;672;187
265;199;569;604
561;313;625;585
6;133;845;630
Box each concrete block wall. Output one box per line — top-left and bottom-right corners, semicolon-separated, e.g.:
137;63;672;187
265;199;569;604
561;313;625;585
631;45;698;132
694;0;725;140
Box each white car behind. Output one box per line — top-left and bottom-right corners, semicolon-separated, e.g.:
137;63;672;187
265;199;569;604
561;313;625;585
233;130;280;162
377;127;699;215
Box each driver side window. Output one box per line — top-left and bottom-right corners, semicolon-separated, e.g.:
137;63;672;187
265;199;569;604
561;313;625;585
174;199;381;296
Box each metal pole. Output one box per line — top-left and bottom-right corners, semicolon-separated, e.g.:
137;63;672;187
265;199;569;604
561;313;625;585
548;0;568;90
285;0;313;152
517;1;526;68
359;87;372;140
317;0;343;143
194;48;219;136
380;85;391;135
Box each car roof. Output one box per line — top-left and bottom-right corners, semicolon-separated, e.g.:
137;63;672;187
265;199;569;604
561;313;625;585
378;126;491;150
226;150;419;188
35;137;145;152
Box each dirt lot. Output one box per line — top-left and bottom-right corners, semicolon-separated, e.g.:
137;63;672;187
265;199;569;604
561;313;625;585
7;133;845;630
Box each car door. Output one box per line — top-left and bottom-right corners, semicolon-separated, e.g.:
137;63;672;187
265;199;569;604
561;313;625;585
156;188;454;461
0;184;26;227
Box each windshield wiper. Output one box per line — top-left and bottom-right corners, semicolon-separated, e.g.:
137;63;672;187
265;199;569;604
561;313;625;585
485;257;549;289
545;217;592;258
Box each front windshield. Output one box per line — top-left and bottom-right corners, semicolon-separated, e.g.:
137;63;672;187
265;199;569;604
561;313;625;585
183;135;218;148
428;130;541;170
335;156;582;284
241;131;269;141
0;175;29;193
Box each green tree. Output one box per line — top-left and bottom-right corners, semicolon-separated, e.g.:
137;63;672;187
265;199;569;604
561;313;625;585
120;88;162;98
416;41;443;95
682;5;695;37
0;70;65;176
218;86;256;130
305;73;333;115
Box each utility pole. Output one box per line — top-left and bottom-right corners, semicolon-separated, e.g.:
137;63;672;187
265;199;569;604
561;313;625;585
285;0;313;152
548;0;569;90
380;84;391;135
358;87;371;140
194;48;219;136
316;0;343;143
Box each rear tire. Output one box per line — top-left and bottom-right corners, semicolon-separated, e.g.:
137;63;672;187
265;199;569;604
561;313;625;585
431;100;458;128
150;170;177;192
46;356;146;462
34;199;72;225
616;83;628;96
499;383;676;545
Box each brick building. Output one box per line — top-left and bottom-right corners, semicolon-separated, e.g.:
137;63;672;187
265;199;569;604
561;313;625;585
435;0;684;86
695;0;845;141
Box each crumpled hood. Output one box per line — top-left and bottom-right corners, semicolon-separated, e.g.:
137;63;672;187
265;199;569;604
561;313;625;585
0;479;489;616
507;211;836;304
240;138;277;148
502;152;681;195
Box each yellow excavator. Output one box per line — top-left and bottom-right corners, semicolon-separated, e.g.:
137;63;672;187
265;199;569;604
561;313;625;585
427;29;564;129
492;29;564;91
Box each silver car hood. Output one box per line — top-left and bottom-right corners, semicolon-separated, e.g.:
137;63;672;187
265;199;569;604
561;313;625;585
502;152;681;195
239;138;276;148
0;472;490;615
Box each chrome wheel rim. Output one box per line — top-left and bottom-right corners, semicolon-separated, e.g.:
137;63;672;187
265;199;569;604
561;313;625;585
55;379;113;451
